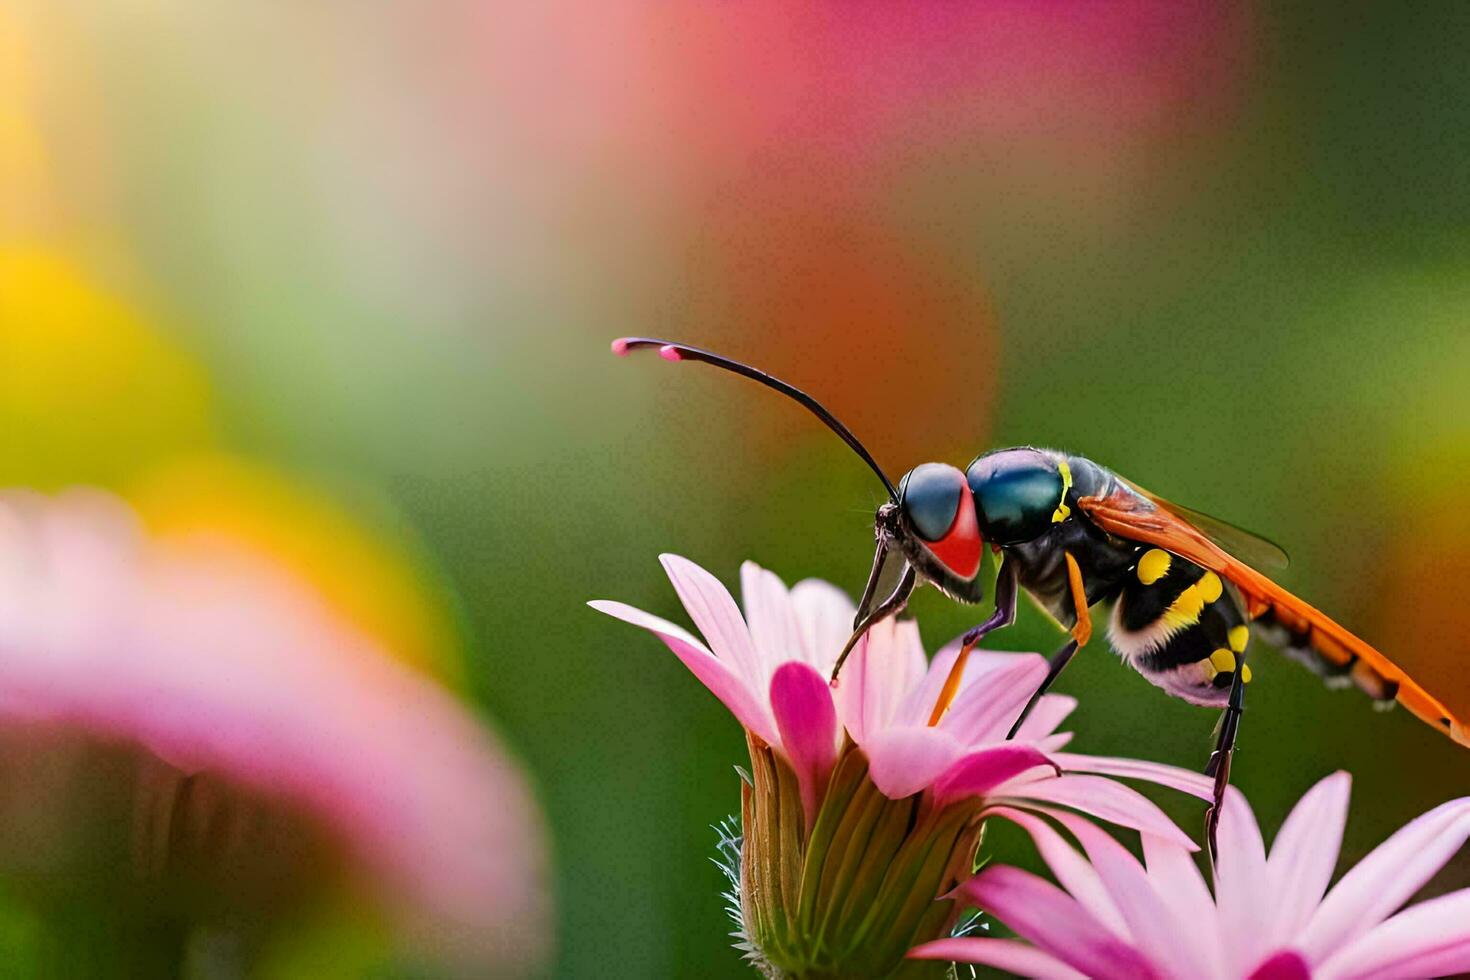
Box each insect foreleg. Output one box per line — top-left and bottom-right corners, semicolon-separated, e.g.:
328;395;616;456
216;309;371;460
851;544;893;631
831;564;918;681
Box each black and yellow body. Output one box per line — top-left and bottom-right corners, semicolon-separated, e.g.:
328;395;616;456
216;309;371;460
978;449;1258;709
963;447;1410;715
1110;548;1252;706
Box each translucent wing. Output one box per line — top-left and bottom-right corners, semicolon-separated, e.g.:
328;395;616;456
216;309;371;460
1120;478;1290;571
1078;481;1470;748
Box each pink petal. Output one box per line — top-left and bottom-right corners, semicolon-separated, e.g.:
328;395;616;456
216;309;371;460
956;867;1162;980
1035;732;1075;753
1265;772;1351;947
896;638;972;727
741;562;804;671
588;600;775;744
1014;693;1078;740
770;662;840;829
1052;752;1215;800
931;744;1055;809
1302;797;1470;962
834;616;926;742
862;725;965;799
987;806;1128;936
884;618;932;715
909;937;1087;979
1215;786;1273;978
830;630;874;742
789;577;856;671
1049;809;1216;980
1318;888;1470;980
658;553;763;689
0;493;549;971
1248;950;1313;980
1143;832;1224;973
991;774;1197;850
937;653;1047;746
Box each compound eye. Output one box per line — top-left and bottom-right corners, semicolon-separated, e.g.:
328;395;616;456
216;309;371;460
899;463;966;541
966;449;1064;545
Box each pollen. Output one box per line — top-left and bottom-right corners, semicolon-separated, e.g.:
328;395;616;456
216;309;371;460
1137;549;1172;585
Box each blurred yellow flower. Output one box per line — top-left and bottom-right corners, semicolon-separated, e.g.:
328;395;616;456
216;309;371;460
0;245;464;685
0;247;215;488
131;454;466;686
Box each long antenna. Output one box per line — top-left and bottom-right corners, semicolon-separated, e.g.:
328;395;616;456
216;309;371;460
612;337;898;501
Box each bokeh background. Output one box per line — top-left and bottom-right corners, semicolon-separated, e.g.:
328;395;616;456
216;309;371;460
4;2;1469;976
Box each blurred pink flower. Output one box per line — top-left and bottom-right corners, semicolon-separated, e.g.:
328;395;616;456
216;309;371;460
913;772;1470;979
593;554;1208;840
474;3;1251;189
0;490;548;974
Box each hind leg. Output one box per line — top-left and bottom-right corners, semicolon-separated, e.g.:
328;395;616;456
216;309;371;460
1204;656;1248;861
1108;552;1254;856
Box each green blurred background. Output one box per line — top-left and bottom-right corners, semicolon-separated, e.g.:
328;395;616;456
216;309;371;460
4;2;1469;976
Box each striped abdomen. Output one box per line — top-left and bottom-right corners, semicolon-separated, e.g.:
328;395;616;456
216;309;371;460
1252;604;1401;705
1107;548;1251;707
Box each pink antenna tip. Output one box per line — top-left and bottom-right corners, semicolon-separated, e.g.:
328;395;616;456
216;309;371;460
610;337;632;356
658;345;683;362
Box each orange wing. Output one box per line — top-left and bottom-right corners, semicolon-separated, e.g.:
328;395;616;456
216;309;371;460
1079;482;1470;748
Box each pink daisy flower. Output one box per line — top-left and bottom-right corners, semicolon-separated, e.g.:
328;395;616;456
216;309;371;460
592;554;1210;977
0;490;549;974
913;771;1470;979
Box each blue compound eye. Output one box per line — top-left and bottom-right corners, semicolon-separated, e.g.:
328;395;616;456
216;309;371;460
899;463;966;541
966;449;1064;545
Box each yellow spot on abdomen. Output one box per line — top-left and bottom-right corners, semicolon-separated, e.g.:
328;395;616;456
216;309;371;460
1197;572;1223;604
1209;648;1237;674
1242;664;1253;684
1229;625;1250;653
1137;549;1172;585
1160;580;1206;632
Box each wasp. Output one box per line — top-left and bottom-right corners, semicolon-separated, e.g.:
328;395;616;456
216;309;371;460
612;337;1468;847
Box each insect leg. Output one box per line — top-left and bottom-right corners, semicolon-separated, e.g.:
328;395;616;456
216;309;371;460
960;557;1019;647
831;564;917;681
851;544;892;630
1005;638;1081;739
1063;551;1093;647
1004;551;1090;736
926;560;1019;725
1204;658;1248;862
